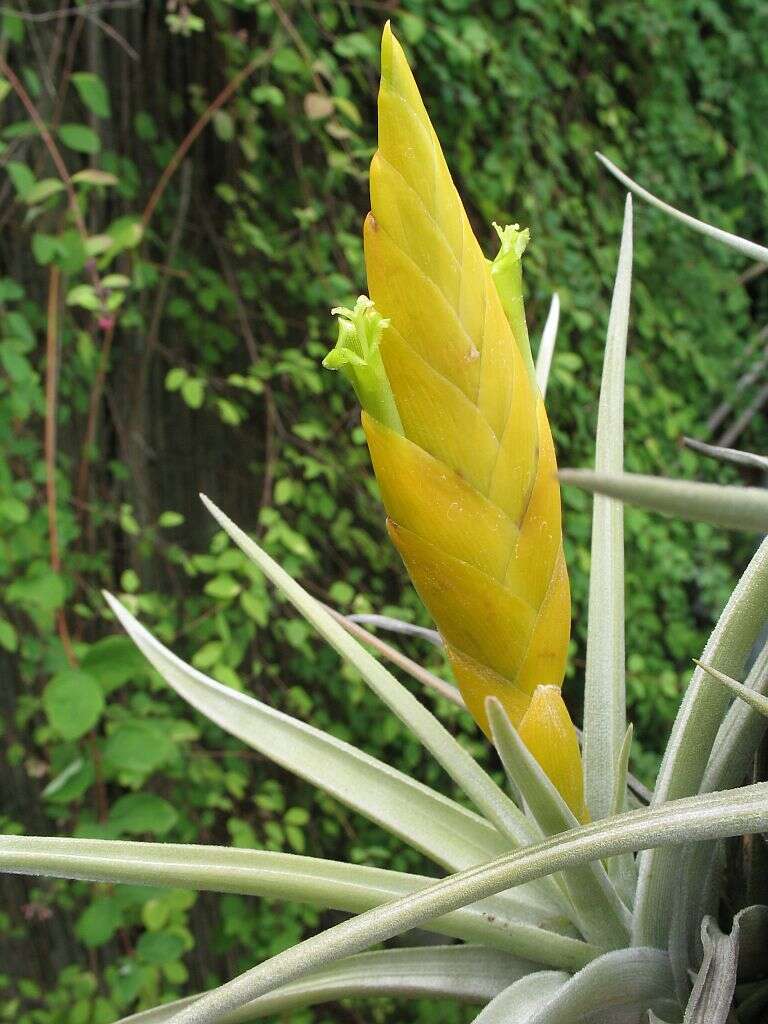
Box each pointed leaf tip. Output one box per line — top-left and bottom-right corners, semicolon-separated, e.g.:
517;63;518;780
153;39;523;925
380;21;396;83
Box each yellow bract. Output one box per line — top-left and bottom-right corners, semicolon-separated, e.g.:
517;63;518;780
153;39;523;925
518;686;588;823
358;24;580;815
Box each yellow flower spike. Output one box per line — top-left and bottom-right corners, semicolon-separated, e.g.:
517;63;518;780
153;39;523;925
325;23;579;811
517;686;588;823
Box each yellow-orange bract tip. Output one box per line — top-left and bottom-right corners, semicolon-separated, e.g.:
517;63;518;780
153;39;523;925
517;685;587;822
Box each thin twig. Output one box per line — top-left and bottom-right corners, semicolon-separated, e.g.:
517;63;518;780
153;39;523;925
52;8;85;128
322;604;467;709
141;48;273;230
200;205;260;364
0;0;138;20
44;267;76;667
75;322;116;508
0;52;105;299
46;274;107;822
268;0;328;95
18;0;56;100
739;262;768;285
141;161;193;378
706;324;768;437
719;381;768;449
326;605;655;802
89;12;139;60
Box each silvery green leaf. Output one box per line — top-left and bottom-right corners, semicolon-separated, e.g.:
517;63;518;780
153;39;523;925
198;496;553;866
682;917;739;1024
582;196;632;823
347;613;442;647
115;946;536;1023
596;153;768;264
682;436;768;473
0;834;593;965
609;724;637;906
696;660;768;719
332;608;465;708
161;783;768;1024
523;948;677;1024
487;699;630;949
559;470;768;532
703;640;768;796
668;642;768;990
535;293;560;398
472;971;569;1023
634;537;768;949
104;593;511;877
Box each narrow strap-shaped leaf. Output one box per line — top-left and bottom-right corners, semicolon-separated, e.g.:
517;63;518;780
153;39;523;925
667;641;768;985
535;293;560;398
115;946;536;1024
683;436;768;473
582;194;632;822
487;698;631;949
702;641;768;795
0;835;594;966
560;469;768;532
682;917;740;1024
608;724;637;906
523;948;677;1024
596;152;768;264
159;784;768;1024
104;593;512;877
696;660;768;718
634;536;768;948
198;496;550;859
471;971;569;1023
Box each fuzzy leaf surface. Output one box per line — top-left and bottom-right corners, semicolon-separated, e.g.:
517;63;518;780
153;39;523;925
560;469;768;532
582;196;632;822
0;835;592;964
161;783;768;1024
115;946;535;1023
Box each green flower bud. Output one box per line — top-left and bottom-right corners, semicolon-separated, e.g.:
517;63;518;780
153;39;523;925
324;296;403;434
490;222;535;383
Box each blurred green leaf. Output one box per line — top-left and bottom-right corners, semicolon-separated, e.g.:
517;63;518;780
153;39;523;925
71;72;111;118
58;123;101;154
75;899;122;948
109;793;178;835
103;721;176;774
43;670;104;740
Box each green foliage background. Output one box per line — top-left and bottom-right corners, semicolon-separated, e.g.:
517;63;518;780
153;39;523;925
0;0;766;1020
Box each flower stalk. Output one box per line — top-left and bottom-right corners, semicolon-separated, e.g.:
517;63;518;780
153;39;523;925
326;23;582;816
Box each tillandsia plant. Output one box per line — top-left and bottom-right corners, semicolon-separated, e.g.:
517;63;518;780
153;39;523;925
3;22;768;1024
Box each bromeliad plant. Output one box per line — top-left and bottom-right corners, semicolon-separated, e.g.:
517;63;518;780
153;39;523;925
3;23;768;1024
